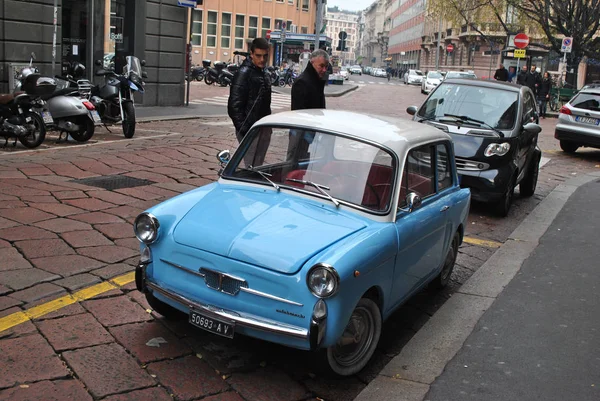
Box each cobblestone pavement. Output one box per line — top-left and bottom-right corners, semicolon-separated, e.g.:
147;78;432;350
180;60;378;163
1;81;599;401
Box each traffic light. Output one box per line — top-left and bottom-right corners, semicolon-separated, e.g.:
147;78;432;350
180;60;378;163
336;31;348;52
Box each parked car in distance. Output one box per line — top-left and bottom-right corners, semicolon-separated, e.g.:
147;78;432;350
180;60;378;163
349;65;362;75
373;68;388;78
554;85;600;153
134;109;471;376
421;71;444;94
443;71;477;80
407;79;542;216
339;67;349;80
404;69;424;85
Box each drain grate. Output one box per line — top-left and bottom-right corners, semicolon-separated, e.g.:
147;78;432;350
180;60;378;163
70;175;156;190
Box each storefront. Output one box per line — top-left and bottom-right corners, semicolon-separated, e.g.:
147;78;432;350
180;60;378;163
269;32;332;66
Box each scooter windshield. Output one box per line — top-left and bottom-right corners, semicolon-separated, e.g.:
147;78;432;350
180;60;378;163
124;56;143;76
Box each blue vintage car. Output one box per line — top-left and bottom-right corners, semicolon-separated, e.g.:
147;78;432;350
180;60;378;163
134;110;471;376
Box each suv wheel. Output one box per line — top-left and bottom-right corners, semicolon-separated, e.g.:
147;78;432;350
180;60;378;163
559;140;579;153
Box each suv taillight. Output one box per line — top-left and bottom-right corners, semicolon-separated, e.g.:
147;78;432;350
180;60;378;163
559;106;572;115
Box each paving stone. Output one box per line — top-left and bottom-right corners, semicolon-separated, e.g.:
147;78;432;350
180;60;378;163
128;290;151;311
61;230;113;248
147;355;229;400
0;306;38;338
83;296;152;327
9;283;66;304
77;246;138;264
153;182;197;193
0;284;10;296
63;198;115;211
0;208;55;224
0;379;92;401
88;288;124;299
46;164;94;179
94;223;135;240
0;334;69;388
102;387;173;401
37;313;114;352
70;212;124;224
0;170;26;179
52;190;88;200
31;254;105;276
0;295;22;312
31;203;85;217
0;217;19;230
54;273;101;291
228;368;310;401
21;195;58;203
0;225;56;241
91;263;134;280
0;247;32;271
114;186;164;201
18;166;54;176
34;217;92;233
0;268;60;291
0;201;27;209
103;205;144;219
62;343;155;399
15;238;75;259
33;302;87;321
90;191;138;205
115;237;140;250
110;321;191;363
202;392;247;401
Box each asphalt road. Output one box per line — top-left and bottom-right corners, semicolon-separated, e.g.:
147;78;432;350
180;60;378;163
1;75;599;401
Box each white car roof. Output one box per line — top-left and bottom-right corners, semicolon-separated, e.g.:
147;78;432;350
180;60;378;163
254;110;451;155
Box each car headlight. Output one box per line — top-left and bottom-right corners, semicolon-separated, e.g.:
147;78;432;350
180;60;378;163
307;264;340;298
484;142;511;157
134;212;159;244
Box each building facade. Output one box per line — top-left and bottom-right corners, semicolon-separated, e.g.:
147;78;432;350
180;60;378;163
0;0;188;106
361;0;386;67
387;0;425;71
189;0;319;67
325;10;359;65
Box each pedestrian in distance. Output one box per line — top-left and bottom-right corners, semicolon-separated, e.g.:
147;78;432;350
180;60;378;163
507;66;517;83
516;65;528;86
494;63;509;82
537;71;552;118
227;37;272;144
527;64;542;96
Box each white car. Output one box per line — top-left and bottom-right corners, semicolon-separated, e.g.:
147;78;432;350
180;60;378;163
443;71;477;80
339;68;349;80
374;68;388;78
404;69;424;85
349;65;362;75
421;71;443;94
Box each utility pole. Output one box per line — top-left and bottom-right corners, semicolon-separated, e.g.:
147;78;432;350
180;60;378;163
52;0;58;76
434;13;442;69
315;0;325;50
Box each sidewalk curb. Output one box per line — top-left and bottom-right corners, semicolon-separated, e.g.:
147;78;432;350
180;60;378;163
354;172;600;401
272;84;358;98
137;114;228;123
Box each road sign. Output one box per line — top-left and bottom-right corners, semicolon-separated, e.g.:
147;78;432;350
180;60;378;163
281;29;286;42
514;33;529;49
446;43;454;53
514;49;526;58
338;31;347;40
266;30;272;40
177;0;196;7
561;37;573;53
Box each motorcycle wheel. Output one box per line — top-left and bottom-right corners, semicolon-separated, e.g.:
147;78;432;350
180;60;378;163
69;116;95;142
278;79;286;87
18;111;46;149
195;74;204;82
122;102;136;139
205;75;215;85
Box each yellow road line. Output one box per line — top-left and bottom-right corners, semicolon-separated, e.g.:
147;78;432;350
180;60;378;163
0;272;135;334
463;236;503;249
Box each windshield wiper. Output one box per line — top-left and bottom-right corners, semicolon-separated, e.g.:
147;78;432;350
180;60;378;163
239;167;280;191
285;178;340;207
443;113;505;138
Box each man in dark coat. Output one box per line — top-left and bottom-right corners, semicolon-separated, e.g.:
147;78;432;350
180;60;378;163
291;49;329;110
516;65;529;86
227;38;272;143
526;64;542;96
493;64;509;81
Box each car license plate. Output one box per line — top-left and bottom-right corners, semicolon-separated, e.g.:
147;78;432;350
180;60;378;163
575;116;600;125
90;110;102;123
41;111;53;124
189;310;234;338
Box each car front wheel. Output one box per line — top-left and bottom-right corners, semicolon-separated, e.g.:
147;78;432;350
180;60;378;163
326;298;381;376
494;175;516;217
520;153;540;197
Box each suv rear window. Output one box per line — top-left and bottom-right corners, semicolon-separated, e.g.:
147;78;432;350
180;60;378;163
570;92;600;111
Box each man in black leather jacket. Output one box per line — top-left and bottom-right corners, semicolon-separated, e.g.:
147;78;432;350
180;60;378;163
227;38;272;143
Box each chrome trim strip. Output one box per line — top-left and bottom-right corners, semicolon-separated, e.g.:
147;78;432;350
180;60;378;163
160;258;303;306
160;258;206;279
147;282;308;339
240;287;304;307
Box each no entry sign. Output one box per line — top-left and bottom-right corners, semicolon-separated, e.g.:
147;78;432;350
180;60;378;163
446;44;454;53
514;33;529;49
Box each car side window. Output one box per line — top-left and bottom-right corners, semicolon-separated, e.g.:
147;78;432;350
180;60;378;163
399;144;435;206
522;92;536;123
436;143;452;191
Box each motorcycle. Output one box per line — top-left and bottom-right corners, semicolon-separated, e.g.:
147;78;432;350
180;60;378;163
266;66;280;86
279;67;297;87
90;55;147;139
186;65;205;82
205;61;233;87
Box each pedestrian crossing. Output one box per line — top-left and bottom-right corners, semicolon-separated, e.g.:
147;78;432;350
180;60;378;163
356;81;403;86
190;93;291;110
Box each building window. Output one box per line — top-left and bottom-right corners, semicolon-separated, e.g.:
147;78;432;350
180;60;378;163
249;16;258;39
235;14;245;49
286;20;293;30
207;11;217;47
192;9;203;46
302;0;309;11
288;0;294;4
276;0;284;2
275;19;284;30
262;17;271;38
221;12;231;48
301;26;308;34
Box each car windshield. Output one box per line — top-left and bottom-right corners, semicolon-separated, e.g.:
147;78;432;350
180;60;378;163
446;72;476;79
418;83;519;130
428;72;443;79
223;126;396;213
412;70;424;76
570;92;600;111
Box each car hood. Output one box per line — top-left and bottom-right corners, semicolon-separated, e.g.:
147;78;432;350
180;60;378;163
426;79;441;85
173;185;367;274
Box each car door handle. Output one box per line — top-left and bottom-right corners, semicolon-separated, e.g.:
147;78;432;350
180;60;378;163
440;205;450;212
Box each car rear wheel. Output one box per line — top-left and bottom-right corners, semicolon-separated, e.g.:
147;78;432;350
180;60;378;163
432;232;460;289
559;140;579;153
145;292;185;320
326;298;381;376
520;153;540;197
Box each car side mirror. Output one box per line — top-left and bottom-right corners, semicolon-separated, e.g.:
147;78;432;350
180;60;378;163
399;192;422;213
406;106;418;116
141;60;146;66
217;149;231;167
95;59;102;66
523;122;542;135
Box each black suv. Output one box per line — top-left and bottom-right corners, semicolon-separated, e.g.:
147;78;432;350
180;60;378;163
407;79;542;216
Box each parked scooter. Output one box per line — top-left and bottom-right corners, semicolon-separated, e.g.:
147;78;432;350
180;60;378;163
279;66;297;87
186;65;205;82
266;66;280;86
205;61;233;87
90;55;147;139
